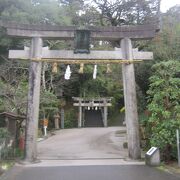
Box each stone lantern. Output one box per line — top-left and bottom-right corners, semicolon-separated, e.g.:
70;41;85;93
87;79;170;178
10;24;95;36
54;113;60;130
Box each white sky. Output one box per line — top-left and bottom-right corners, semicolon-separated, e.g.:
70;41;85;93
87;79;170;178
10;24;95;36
161;0;180;12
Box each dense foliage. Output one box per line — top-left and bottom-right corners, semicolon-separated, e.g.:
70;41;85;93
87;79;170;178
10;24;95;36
0;128;10;139
147;61;180;160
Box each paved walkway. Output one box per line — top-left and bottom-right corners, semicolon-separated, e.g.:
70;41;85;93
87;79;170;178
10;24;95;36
38;127;128;160
2;164;180;180
1;127;180;180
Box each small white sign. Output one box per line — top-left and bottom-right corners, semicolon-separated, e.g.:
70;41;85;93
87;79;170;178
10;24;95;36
44;126;47;136
146;147;158;156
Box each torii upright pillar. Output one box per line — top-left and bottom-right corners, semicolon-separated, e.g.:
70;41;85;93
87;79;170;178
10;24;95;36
121;38;141;159
24;37;42;162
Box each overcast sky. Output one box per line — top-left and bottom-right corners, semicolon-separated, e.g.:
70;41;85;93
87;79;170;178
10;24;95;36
161;0;180;12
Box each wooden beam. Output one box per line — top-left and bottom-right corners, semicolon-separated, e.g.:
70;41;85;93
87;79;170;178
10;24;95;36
9;50;122;59
6;28;157;40
133;51;153;59
121;38;141;160
7;28;74;39
72;97;112;101
9;50;30;59
0;21;159;40
9;49;153;60
73;103;112;107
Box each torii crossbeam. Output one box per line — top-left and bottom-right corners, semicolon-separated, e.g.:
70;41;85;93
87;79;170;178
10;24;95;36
0;21;158;40
9;48;153;62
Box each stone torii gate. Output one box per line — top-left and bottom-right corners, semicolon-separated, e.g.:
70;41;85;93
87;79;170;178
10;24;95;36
73;97;112;128
0;21;158;162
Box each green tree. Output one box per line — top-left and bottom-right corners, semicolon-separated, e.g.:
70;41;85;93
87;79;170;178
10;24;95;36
89;0;160;26
147;60;180;161
135;5;180;112
0;0;71;25
39;90;59;120
147;5;180;61
0;59;29;115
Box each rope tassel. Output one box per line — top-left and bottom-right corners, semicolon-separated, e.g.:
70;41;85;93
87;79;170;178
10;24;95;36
93;64;97;79
106;64;112;73
52;62;58;73
64;65;71;80
78;63;84;74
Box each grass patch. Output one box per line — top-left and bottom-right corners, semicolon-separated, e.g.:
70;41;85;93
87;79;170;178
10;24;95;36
157;162;180;177
0;160;15;175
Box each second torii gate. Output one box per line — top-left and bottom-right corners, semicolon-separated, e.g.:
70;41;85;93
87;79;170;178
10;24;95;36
0;21;158;162
73;97;112;128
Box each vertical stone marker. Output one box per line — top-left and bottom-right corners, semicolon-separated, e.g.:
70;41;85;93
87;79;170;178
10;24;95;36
24;37;42;162
121;38;141;159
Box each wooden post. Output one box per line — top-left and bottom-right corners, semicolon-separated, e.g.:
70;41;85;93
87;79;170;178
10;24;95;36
60;108;64;129
78;100;82;128
121;38;141;159
54;118;60;129
24;37;42;162
103;99;108;127
54;114;60;129
78;106;82;128
177;129;180;167
103;106;108;127
82;107;85;127
5;117;9;129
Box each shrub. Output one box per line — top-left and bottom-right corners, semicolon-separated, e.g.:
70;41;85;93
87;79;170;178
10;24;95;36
147;60;180;161
0;128;10;139
64;108;77;128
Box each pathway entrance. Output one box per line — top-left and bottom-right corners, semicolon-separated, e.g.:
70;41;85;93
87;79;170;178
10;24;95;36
73;97;112;128
38;127;128;160
84;110;103;127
